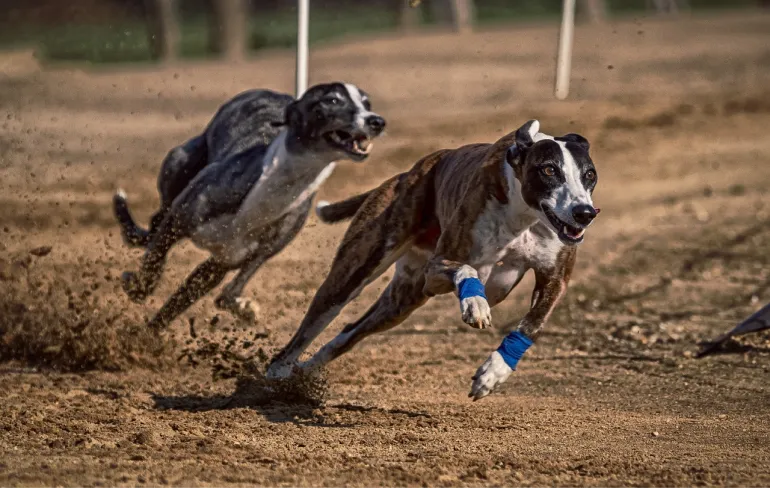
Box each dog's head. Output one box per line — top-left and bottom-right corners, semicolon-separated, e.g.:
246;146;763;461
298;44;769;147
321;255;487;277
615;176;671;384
505;120;599;245
284;82;386;162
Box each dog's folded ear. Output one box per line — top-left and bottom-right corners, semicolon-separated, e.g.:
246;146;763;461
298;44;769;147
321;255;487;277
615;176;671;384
557;133;590;151
515;119;540;148
505;145;520;166
506;119;540;166
284;100;307;135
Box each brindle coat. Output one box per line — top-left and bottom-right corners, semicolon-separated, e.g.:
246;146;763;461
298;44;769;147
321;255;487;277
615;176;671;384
267;120;598;400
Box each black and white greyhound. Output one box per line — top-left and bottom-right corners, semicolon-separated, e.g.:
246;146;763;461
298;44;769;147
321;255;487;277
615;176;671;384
114;82;386;330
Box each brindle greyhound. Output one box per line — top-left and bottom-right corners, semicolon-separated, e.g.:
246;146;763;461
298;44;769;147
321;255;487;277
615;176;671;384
266;119;600;400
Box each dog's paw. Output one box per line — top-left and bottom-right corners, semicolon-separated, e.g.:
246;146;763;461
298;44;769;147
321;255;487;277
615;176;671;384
121;271;149;303
460;296;492;329
265;361;295;381
216;295;261;323
469;351;512;401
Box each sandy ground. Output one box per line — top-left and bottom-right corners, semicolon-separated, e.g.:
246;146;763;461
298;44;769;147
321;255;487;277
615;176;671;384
1;12;770;487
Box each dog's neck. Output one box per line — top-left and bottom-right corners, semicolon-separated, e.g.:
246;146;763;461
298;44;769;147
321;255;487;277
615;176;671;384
484;130;546;237
284;127;312;155
500;159;540;236
271;129;331;174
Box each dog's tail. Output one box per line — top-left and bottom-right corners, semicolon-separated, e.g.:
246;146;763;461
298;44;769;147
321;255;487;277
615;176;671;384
315;190;373;224
113;189;150;248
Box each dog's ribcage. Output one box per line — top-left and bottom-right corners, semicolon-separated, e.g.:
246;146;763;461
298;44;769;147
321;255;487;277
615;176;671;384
182;91;337;265
191;131;335;265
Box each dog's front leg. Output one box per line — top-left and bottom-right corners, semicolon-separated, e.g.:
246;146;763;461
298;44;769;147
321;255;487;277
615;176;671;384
424;257;491;330
469;247;576;400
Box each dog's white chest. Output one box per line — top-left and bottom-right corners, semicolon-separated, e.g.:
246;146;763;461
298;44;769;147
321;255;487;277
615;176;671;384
191;135;335;264
234;153;333;231
472;200;534;261
471;199;562;276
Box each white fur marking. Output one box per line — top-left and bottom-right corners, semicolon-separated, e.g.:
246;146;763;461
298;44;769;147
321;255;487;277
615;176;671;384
266;301;346;379
453;265;491;329
532;132;554;143
265;361;294;380
315;200;330;217
460;295;492;329
345;83;374;130
527;120;541;140
470;350;513;400
302;328;350;372
191;129;332;265
344;83;365;110
551;139;593;224
453;264;479;287
287;163;336;214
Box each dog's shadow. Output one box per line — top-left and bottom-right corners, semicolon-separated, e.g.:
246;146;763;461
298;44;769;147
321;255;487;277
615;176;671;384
151;373;339;425
696;338;770;358
152;372;434;426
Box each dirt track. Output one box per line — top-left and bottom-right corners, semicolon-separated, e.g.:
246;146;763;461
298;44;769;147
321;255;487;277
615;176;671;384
1;13;770;487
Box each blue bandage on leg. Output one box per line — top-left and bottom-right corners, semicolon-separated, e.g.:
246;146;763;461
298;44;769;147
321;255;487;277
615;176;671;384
458;277;486;300
496;330;533;370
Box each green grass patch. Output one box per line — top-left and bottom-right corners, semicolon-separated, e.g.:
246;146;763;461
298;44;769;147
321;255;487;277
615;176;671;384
0;0;759;65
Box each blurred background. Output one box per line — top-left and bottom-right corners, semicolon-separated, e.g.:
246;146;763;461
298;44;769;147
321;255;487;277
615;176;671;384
2;1;770;486
0;0;765;64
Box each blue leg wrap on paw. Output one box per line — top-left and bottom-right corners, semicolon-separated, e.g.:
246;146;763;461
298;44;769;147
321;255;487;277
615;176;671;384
496;330;533;370
458;277;486;300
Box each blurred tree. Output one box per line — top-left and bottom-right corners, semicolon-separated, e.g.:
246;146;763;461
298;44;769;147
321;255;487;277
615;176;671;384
428;0;473;33
209;0;246;61
145;0;180;61
400;0;422;31
580;0;606;23
449;0;473;33
429;0;453;24
647;0;689;14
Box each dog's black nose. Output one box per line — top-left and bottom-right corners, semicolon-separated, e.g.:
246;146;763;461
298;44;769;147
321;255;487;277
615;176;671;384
365;115;386;134
572;204;597;226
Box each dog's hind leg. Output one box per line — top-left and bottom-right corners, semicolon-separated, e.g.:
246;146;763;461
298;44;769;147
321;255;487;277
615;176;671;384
301;250;429;374
215;203;312;324
121;212;188;303
214;252;269;323
113;135;208;248
266;173;428;379
146;257;230;330
157;135;209;209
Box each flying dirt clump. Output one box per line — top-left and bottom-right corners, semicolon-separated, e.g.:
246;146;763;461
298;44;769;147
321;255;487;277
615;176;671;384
0;248;172;371
210;367;329;409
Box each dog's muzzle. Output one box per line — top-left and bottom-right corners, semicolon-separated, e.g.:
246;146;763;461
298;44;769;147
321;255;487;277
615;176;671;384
571;204;597;227
365;115;386;135
323;114;386;160
541;203;598;245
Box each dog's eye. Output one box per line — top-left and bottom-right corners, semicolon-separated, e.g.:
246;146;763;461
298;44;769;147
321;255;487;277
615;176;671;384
585;170;596;181
323;97;341;105
541;166;556;177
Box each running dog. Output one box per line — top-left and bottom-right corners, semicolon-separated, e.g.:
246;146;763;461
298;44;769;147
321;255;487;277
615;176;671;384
114;83;386;329
266;120;599;400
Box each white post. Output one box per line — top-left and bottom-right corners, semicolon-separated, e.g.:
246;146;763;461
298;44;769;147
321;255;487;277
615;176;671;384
554;0;576;100
296;0;310;97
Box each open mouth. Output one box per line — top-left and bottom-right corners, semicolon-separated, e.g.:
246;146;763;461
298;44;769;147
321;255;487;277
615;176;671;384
541;204;586;244
323;130;373;159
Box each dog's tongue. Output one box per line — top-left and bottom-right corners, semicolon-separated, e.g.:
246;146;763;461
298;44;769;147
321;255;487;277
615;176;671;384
563;225;585;239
